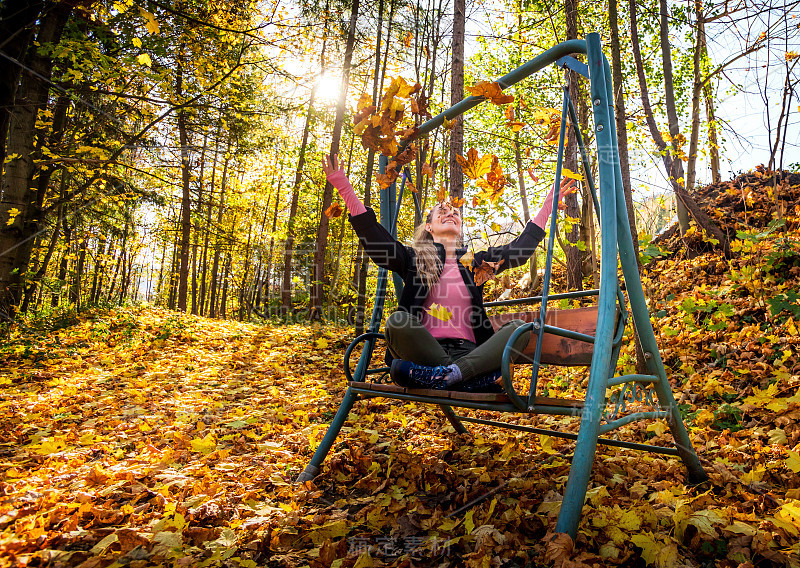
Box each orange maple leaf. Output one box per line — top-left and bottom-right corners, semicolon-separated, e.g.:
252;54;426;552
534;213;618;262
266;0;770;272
506;121;527;132
456;147;493;180
476;156;507;203
421;163;434;177
473;259;504;286
436;182;448;202
324;203;343;218
466;80;514;105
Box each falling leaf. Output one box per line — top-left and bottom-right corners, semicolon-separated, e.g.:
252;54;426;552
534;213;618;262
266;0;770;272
324;203;343;219
443;116;459;131
473;259;504;286
421;163;434;177
561;168;584;182
456;147;493;180
506;121;527;132
466;80;514;105
476;156;507;203
436;182;448;203
425;303;453;322
403;30;413;47
504;105;515;121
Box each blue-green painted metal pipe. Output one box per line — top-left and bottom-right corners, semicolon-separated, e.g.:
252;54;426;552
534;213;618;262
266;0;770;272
606;374;660;387
439;404;469;434
598;411;669;435
457;416;680;456
528;85;571;406
541;324;595;344
555;33;619;539
484;289;599;308
296;387;358;482
351;387;581;416
501;322;537;411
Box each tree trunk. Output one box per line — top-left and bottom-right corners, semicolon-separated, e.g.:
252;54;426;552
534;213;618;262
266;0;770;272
220;253;230;319
0;0;43;166
176;53;192;313
685;0;705;193
191;132;207;315
448;0;465;201
311;0;360;321
281;70;321;314
608;0;639;263
70;233;87;308
564;0;582;291
0;1;72;321
209;155;230;318
52;219;72;308
91;237;108;304
264;165;283;309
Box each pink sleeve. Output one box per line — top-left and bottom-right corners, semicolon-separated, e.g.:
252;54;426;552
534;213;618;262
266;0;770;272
532;180;557;229
327;171;367;216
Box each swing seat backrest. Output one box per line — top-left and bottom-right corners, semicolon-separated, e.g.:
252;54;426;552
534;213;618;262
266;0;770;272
489;307;600;366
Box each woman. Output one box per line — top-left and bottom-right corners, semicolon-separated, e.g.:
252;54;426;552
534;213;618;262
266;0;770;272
323;155;575;392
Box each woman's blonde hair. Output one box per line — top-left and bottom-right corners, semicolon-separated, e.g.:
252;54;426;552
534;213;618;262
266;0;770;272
411;204;463;290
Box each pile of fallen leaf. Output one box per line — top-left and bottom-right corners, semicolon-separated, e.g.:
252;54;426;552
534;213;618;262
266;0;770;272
1;169;800;568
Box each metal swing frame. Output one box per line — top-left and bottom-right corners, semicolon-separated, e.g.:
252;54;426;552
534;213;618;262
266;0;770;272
297;33;707;539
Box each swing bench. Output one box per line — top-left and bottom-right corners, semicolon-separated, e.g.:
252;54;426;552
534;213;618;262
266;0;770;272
297;34;708;539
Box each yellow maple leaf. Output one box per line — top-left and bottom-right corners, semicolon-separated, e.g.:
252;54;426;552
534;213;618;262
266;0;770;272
425;303;452;322
456;147;493;180
190;433;217;455
6;207;20;226
140;8;159;34
744;383;780;407
137;53;152;67
561;167;584;182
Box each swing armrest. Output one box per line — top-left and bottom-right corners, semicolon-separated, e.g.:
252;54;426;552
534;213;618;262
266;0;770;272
343;332;386;383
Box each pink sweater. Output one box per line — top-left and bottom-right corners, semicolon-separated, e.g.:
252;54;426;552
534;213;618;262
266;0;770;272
421;258;476;342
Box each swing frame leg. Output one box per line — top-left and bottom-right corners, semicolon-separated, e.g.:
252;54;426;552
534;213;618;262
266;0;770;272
296;388;358;483
439;404;468;434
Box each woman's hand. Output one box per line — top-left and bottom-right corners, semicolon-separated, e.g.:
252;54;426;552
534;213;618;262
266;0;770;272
556;177;578;210
322;154;344;178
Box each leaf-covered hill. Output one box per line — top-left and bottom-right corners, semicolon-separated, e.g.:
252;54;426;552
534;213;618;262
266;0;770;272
1;170;800;568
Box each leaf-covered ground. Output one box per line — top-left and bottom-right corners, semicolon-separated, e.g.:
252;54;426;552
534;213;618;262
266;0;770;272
2;171;800;568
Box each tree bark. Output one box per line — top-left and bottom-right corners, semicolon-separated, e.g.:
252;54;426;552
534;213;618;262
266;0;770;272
209;155;229;318
564;0;582;291
608;0;639;263
176;53;192;313
0;0;44;166
0;1;72;321
685;0;705;193
448;0;465;200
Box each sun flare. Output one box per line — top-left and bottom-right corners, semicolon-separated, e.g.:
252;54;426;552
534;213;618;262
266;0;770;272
315;73;342;103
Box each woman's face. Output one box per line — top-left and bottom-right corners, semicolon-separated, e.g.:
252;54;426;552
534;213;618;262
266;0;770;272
426;203;462;241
